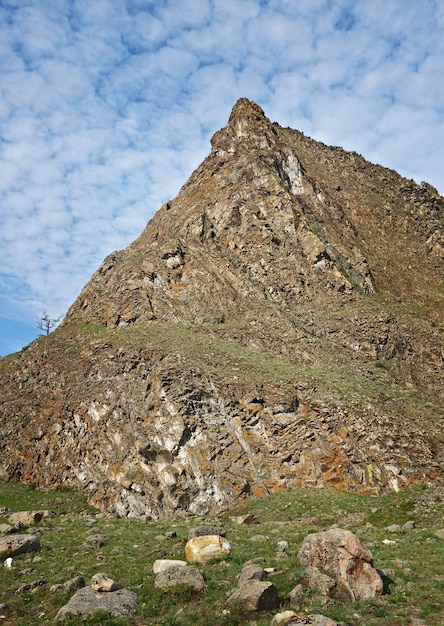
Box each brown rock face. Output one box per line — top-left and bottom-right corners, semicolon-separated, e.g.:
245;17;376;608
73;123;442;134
0;98;442;517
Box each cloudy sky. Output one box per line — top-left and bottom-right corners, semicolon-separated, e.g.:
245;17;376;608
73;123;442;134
1;0;443;356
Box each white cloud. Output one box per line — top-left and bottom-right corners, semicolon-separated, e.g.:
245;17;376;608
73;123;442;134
0;0;443;355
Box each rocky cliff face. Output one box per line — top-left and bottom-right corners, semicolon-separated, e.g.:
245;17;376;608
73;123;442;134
0;99;443;517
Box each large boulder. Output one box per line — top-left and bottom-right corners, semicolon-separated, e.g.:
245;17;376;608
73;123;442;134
297;528;383;601
225;580;279;612
185;535;231;564
8;511;43;527
154;564;205;592
55;587;138;621
0;534;41;558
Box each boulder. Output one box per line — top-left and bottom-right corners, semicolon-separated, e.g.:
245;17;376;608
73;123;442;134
90;573;116;592
303;565;335;596
15;579;46;594
153;559;187;574
402;520;415;530
185;535;231;564
385;524;404;533
8;511;43;527
0;523;13;534
52;577;86;594
276;539;289;559
225;580;279;612
62;575;85;593
0;534;41;558
83;534;108;548
230;514;260;525
284;615;340;626
188;525;226;538
298;528;383;601
154;564;205;592
238;563;267;584
289;583;304;608
55;587;138;621
249;534;268;542
271;611;298;625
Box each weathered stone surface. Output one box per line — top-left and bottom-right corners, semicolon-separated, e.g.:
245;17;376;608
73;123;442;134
289;583;304;607
402;520;415;530
154;564;205;592
55;586;138;621
15;579;46;594
51;575;85;593
276;539;289;559
153;559;187;574
250;534;268;542
230;514;260;525
188;525;226;538
0;98;442;519
225;580;279;612
271;610;298;625
0;524;13;534
298;528;383;601
8;511;43;527
303;565;335;596
238;563;267;584
90;573;116;592
385;524;404;533
83;533;108;548
185;535;231;564
0;534;40;557
285;615;340;626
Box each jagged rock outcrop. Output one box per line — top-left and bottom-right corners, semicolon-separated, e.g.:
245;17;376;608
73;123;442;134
0;99;442;517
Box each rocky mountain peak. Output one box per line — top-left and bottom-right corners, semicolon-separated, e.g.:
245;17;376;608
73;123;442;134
0;99;442;518
210;97;273;151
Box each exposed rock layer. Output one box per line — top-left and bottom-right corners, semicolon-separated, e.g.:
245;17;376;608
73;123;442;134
0;99;442;517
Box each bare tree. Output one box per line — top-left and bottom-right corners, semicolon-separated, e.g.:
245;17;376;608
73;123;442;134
37;311;61;336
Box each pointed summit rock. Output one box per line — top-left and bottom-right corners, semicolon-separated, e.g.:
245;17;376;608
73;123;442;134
62;97;378;330
0;99;442;517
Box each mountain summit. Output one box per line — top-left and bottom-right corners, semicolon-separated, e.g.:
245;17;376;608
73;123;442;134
1;98;443;517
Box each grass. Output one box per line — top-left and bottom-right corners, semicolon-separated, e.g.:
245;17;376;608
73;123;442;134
1;477;443;625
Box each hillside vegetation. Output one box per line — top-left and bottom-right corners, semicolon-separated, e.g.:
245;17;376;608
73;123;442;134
1;477;444;625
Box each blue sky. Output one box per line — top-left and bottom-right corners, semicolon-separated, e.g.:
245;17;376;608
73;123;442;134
1;0;443;356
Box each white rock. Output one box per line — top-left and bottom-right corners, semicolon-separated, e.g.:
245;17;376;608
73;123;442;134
271;610;297;625
153;559;187;574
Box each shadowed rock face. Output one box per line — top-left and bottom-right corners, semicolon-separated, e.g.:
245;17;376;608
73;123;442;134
0;99;443;517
